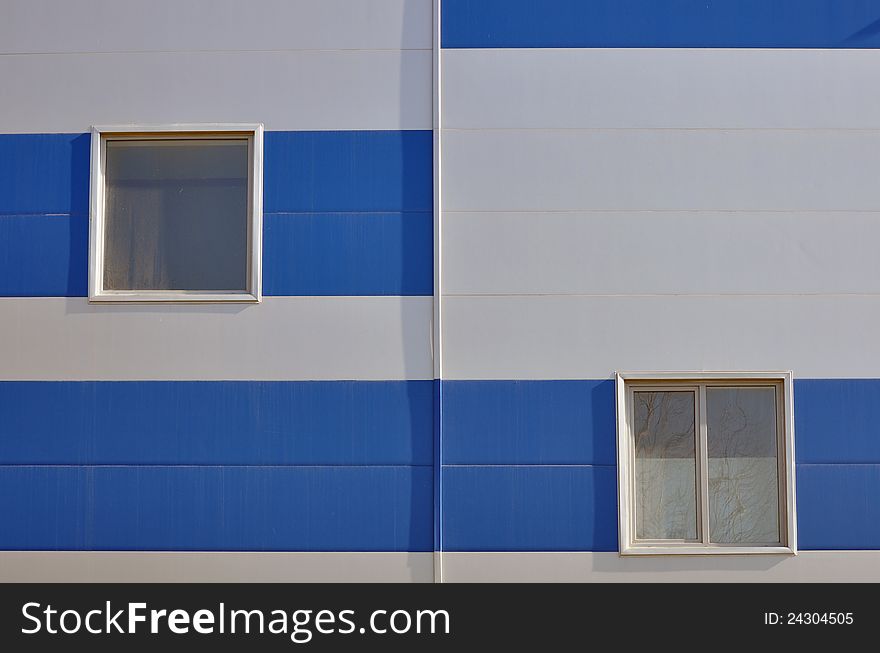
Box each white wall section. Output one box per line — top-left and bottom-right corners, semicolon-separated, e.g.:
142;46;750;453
442;551;880;583
443;295;880;379
443;48;880;129
443;211;880;296
1;550;876;583
442;129;880;212
0;552;433;583
0;297;433;380
0;51;431;133
0;0;432;53
441;47;880;384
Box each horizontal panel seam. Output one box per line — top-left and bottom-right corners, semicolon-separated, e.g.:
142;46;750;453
0;212;86;219
265;211;433;216
796;462;880;467
0;378;434;382
0;48;433;56
442;127;880;132
0;212;435;218
443;209;880;214
441;464;615;468
443;208;880;213
439;47;880;54
0;297;433;303
442;292;880;298
0;464;435;469
0;129;434;136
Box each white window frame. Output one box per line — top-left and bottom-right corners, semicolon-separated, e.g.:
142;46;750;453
88;123;263;303
615;371;797;556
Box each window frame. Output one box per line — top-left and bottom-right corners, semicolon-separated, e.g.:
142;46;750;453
88;123;263;303
615;371;797;556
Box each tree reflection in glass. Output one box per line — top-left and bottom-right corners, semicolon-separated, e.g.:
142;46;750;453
707;387;779;544
633;391;698;540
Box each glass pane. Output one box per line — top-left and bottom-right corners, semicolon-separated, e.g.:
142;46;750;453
633;391;698;540
103;139;249;291
706;387;780;544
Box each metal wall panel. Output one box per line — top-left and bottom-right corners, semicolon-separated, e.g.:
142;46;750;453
795;380;880;464
441;551;880;582
443;380;616;465
797;464;880;549
0;552;435;583
442;129;880;212
0;132;434;296
442;295;880;380
441;0;880;49
444;380;880;466
442;465;618;551
263;212;433;296
0;381;433;465
442;211;880;296
0;465;433;551
443;48;880;129
0;296;433;380
442;460;880;551
0;51;431;132
0;0;432;53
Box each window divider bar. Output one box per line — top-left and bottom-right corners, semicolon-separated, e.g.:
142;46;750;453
697;384;711;546
775;383;788;547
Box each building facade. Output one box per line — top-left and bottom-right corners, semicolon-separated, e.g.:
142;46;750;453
1;0;880;581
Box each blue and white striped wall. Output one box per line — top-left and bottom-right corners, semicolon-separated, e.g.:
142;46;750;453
438;0;880;581
0;0;435;582
4;0;880;582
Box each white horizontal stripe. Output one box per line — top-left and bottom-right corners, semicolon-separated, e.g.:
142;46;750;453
442;295;880;379
0;0;431;53
0;552;433;583
443;211;880;296
442;48;880;129
0;50;431;133
441;129;880;211
3;550;873;582
0;297;432;381
441;551;880;583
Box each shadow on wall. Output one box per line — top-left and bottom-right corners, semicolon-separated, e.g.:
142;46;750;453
400;0;435;558
590;551;787;576
592;379;618;553
68;133;91;296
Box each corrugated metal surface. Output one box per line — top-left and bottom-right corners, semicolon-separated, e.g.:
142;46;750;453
3;0;880;577
441;0;880;48
439;1;880;563
0;0;434;561
0;381;433;465
0;297;433;381
0;465;433;551
0;131;433;296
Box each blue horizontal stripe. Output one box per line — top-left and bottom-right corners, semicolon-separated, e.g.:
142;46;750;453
795;379;880;464
442;465;618;551
443;379;880;466
0;131;433;297
441;379;880;550
0;213;87;296
0;465;432;551
263;130;432;213
0;381;433;465
0;133;90;216
442;1;880;49
443;380;615;465
263;212;433;296
797;464;880;550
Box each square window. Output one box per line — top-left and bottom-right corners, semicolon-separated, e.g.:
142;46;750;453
616;372;797;555
89;124;263;302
